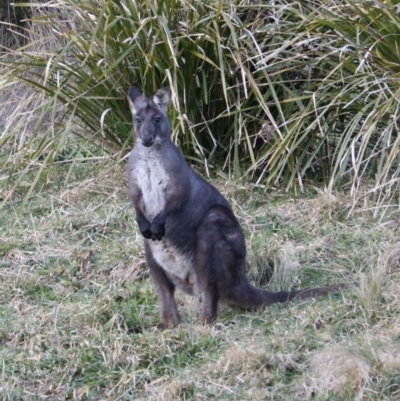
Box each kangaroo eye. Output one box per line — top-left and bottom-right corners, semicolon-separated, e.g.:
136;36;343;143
154;116;161;123
135;117;141;124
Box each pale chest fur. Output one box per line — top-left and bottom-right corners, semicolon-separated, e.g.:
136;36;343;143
130;147;170;221
130;146;195;285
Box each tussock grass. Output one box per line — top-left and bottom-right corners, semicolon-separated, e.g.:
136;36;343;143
307;344;373;399
1;160;400;399
1;0;400;214
307;342;400;400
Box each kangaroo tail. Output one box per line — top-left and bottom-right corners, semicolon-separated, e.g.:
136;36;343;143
227;279;353;310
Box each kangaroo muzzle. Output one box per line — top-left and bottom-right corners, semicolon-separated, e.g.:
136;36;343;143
142;136;155;147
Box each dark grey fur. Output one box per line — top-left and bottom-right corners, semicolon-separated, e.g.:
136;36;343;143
127;87;348;328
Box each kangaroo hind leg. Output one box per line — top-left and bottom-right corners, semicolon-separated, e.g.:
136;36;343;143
193;244;219;325
194;206;246;324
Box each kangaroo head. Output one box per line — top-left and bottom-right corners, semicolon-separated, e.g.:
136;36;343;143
128;87;172;147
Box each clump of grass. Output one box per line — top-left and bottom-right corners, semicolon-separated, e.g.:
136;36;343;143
356;245;400;322
307;342;400;400
247;238;301;292
307;344;373;400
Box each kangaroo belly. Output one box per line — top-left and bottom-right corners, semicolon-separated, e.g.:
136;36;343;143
149;239;194;287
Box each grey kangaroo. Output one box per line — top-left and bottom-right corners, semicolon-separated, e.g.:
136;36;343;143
127;87;348;329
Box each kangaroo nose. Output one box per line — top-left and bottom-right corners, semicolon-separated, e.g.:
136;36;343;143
142;137;155;147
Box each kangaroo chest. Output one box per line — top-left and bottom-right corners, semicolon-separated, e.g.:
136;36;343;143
131;146;196;292
132;149;170;221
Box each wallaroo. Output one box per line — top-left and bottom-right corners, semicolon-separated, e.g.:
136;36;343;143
126;87;350;329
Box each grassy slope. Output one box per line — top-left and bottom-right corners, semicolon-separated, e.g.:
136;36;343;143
1;161;400;400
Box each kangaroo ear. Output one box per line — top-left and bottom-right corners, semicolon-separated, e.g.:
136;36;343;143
152;88;172;113
128;87;142;115
128;87;142;101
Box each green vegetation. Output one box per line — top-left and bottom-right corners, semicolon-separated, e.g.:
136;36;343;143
1;0;400;399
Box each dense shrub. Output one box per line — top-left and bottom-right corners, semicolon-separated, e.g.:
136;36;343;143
1;0;399;211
